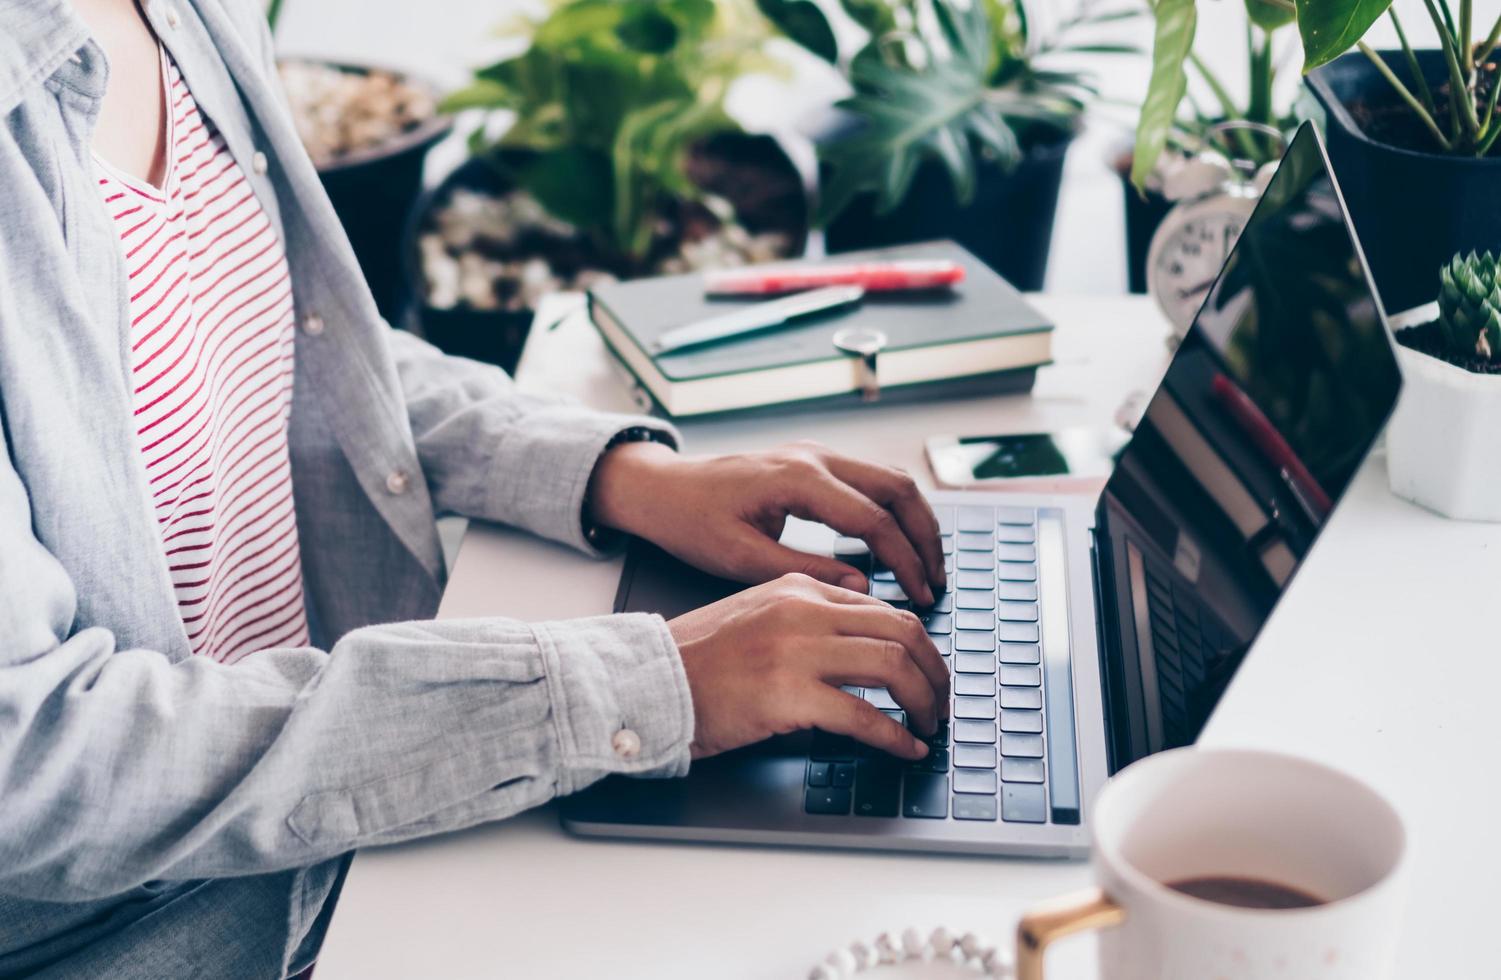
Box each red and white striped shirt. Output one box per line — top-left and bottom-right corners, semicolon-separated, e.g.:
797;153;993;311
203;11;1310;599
95;49;309;663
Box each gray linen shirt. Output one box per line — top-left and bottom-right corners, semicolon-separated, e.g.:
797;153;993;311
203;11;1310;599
0;0;693;971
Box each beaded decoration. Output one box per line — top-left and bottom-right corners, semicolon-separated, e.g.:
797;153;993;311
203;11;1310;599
808;926;1014;979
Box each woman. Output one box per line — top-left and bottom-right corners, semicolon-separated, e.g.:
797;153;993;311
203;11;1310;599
0;1;950;976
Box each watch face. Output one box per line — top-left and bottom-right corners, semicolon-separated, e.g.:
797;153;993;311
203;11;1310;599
1149;205;1251;334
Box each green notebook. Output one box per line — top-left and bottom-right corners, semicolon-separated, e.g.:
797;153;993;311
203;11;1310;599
587;241;1053;419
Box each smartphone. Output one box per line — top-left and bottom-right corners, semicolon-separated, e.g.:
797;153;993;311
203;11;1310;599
925;427;1131;493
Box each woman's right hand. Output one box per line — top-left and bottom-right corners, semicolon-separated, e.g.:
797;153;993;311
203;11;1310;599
668;573;949;761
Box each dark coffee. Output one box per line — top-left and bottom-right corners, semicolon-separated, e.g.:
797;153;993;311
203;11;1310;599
1166;875;1326;910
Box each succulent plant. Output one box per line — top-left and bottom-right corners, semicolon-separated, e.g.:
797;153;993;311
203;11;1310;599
1438;251;1501;361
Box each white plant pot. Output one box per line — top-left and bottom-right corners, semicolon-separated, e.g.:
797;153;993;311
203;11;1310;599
1386;342;1501;521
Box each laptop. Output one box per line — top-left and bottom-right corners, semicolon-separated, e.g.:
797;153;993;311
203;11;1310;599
561;122;1404;857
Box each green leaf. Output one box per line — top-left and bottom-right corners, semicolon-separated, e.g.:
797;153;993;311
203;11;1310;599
756;0;838;61
837;0;900;37
439;78;516;113
1245;0;1294;31
1132;0;1196;189
1295;0;1394;71
615;7;678;53
510;146;614;228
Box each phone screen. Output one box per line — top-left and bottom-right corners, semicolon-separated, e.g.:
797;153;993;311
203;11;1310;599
943;428;1130;482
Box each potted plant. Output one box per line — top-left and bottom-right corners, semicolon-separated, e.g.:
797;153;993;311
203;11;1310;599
1387;251;1501;521
410;0;808;372
1298;0;1501;311
765;0;1136;291
267;2;453;322
1124;0;1295;292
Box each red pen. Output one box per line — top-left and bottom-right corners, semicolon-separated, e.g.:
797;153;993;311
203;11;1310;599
703;260;965;296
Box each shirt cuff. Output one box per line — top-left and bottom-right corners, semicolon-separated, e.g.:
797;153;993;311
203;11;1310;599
482;407;679;557
533;612;693;794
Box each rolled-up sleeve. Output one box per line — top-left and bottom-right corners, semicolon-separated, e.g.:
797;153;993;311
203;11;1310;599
386;330;678;554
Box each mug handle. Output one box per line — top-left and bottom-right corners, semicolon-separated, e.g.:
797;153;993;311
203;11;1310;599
1016;887;1127;980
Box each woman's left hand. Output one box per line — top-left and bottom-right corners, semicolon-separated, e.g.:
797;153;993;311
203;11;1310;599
587;440;947;605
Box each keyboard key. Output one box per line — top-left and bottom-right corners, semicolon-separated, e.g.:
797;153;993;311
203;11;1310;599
1001;733;1044;758
902;773;949;818
911;747;950;773
998;562;1037;582
940;537;955;560
832;763;857;787
805;786;852;814
872;581;908;602
954;696;996;720
954;673;996;697
956;551;994;571
956;570;995;590
955;609;995;631
997;524;1035;544
953;720;997;744
996;581;1039;601
999;686;1043;710
921;612;952;635
872;568;896;581
955;589;995;610
808;762;832;787
996;507;1035;526
929;634;952;657
997;642;1041;665
956;531;994;551
1001;709;1044;734
998;622;1041;643
927;723;950;748
953;769;998;794
1001;784;1046;823
935;507;955;535
954;744;997;768
996;600;1039;622
957;506;993;532
954;631;996;653
996;543;1037;562
840;684;863;697
834;537;870;558
953;794;998;821
864;687;899;710
999;665;1041;686
930;592;953;613
1001;758;1046;783
854;757;902;816
881;709;906;727
811;730;858;760
954;653;997;674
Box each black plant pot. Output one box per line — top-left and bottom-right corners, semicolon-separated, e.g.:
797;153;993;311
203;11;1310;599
301;62;453;323
822;135;1073;291
1307;50;1501;312
402;133;810;373
1113;159;1175;295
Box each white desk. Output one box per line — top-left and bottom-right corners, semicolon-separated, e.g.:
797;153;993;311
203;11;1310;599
318;295;1501;979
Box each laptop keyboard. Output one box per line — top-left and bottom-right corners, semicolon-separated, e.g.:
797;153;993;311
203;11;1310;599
1140;551;1236;748
804;504;1056;826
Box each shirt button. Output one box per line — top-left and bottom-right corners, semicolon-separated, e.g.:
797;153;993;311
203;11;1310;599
163;4;180;28
612;729;642;760
385;470;410;495
301;313;325;336
252;151;269;176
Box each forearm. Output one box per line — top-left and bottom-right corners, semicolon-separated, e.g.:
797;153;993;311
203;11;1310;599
0;612;690;902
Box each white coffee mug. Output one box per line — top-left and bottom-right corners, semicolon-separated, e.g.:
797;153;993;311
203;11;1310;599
1016;748;1408;980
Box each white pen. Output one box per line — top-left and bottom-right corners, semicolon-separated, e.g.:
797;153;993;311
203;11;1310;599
650;285;865;356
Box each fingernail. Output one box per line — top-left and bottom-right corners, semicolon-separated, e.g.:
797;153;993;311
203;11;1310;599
922;586;935;606
910;738;928;758
838;573;866;592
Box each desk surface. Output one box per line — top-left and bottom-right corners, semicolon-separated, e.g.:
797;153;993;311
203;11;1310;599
318;295;1500;979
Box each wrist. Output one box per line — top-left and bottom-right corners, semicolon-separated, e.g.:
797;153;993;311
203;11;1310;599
586;438;681;537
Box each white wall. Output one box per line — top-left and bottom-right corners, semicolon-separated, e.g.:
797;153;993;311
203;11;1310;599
274;0;1470;295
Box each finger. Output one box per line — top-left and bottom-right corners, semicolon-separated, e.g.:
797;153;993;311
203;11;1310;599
807;685;928;760
825;604;950;709
724;533;873;593
819;454;947;594
784;470;935;606
819;636;943;735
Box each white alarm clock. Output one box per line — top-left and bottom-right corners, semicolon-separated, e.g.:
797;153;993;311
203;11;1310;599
1146;125;1284;342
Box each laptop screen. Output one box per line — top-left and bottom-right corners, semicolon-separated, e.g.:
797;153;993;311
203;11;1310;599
1094;123;1402;770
